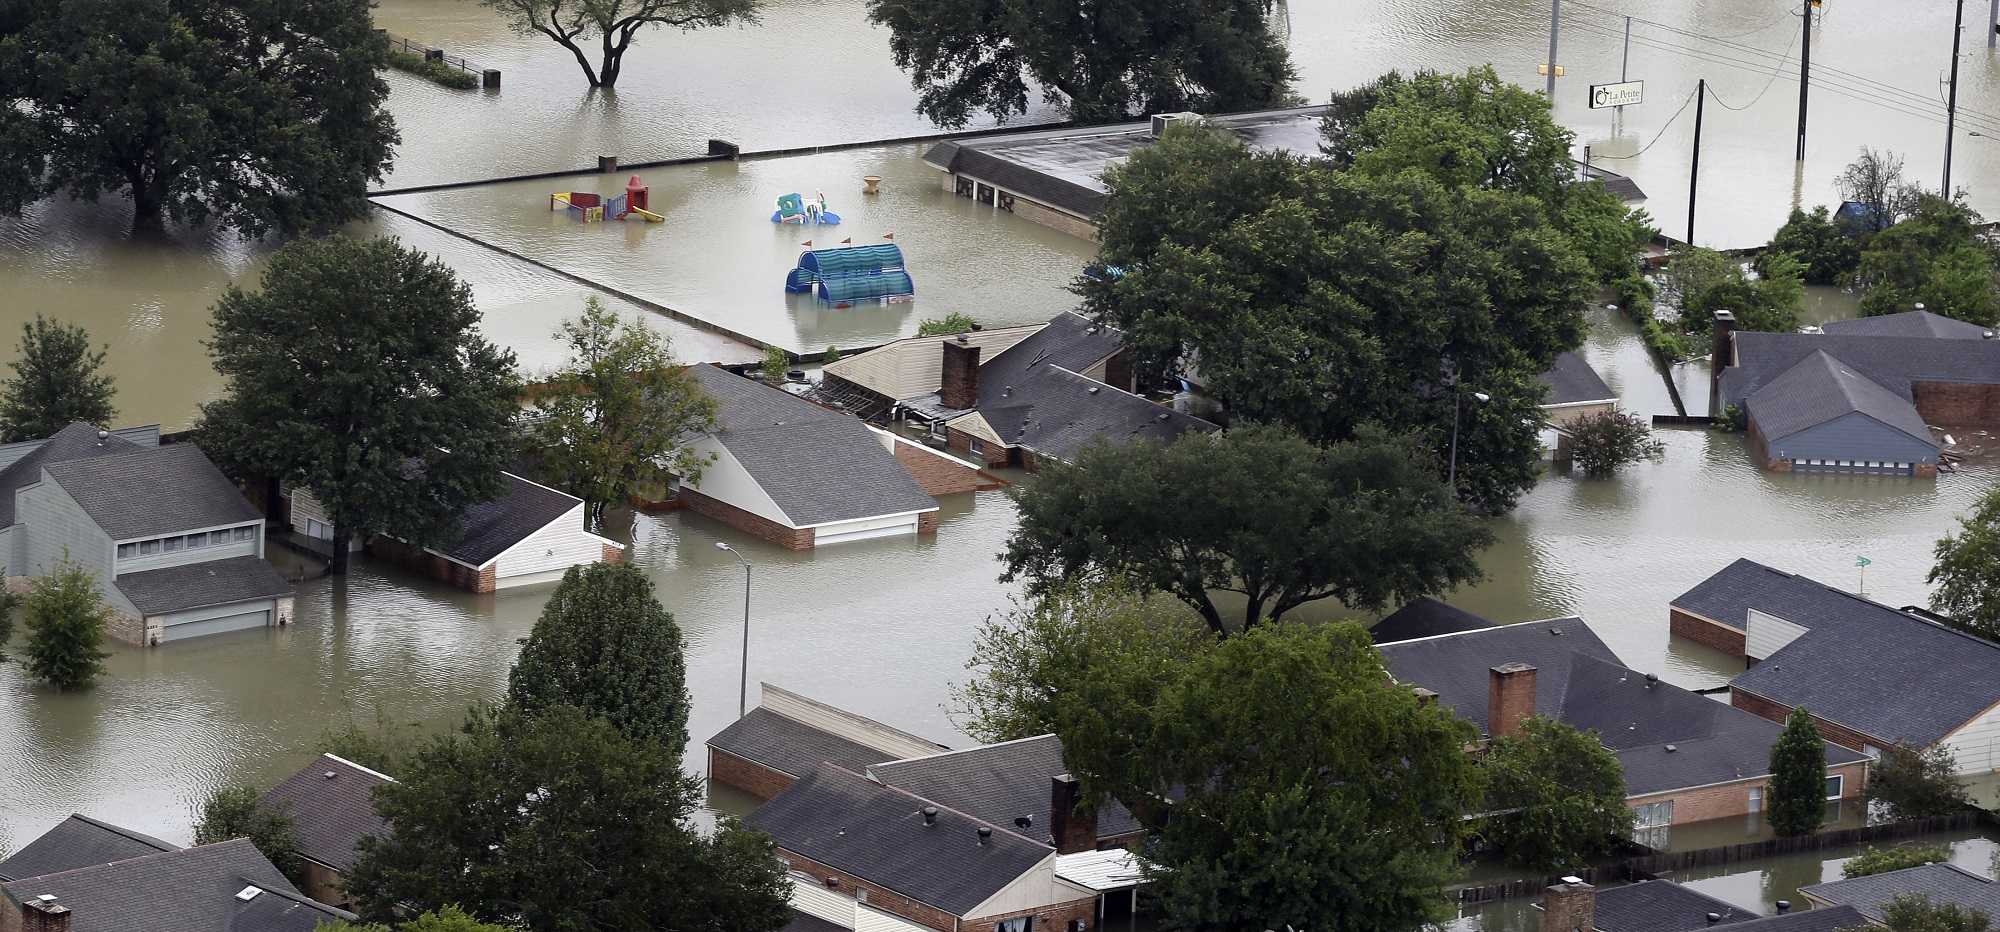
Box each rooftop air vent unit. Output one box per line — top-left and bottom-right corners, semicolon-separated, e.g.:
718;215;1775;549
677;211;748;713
1086;386;1100;394
236;887;263;902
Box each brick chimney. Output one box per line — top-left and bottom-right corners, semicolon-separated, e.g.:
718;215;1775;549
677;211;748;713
1487;662;1538;739
22;895;72;932
940;336;980;410
1049;773;1098;854
1541;880;1595;932
1709;310;1736;417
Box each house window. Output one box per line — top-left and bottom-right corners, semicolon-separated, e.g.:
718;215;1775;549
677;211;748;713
1747;786;1763;812
1825;775;1844;800
234;526;255;541
186;532;207;548
998;918;1032;932
855;889;868;904
163;536;182;552
1633;799;1674;829
968;438;984;456
140;539;160;555
117;543;135;558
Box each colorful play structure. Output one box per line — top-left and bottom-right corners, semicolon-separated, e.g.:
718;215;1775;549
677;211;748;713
772;191;840;225
550;175;665;223
784;243;914;307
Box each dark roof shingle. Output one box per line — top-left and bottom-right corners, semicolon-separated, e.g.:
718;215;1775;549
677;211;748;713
748;764;1050;916
1718;331;2000;412
437;473;583;567
973;365;1217;464
1592;880;1758;932
691;365;937;527
709;707;909;779
0;424;146;527
1;837;353;932
43;444;260;540
1540;350;1618;407
1821;310;1994;340
1746;350;1933;445
0;815;177;882
1802;863;2000;923
1370;597;1496;644
114;555;292;617
258;754;393;873
868;735;1142;842
1377;617;1620;735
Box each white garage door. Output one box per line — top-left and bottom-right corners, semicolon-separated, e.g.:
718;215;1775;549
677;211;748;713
855;905;933;932
159;609;269;642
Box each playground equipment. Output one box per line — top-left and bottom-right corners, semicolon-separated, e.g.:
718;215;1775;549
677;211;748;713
772;191;841;225
551;175;665;223
784;242;913;307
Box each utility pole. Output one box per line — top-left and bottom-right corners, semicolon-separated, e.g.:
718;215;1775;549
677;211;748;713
1990;0;1996;50
1689;79;1706;246
1618;16;1632;130
1947;0;1966;192
1546;0;1562;97
1796;0;1811;161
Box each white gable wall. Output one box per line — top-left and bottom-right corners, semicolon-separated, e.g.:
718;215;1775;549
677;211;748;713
1940;698;2000;775
789;876;858;928
490;500;617;586
1745;608;1810;662
683;436;798;528
966;854;1079;920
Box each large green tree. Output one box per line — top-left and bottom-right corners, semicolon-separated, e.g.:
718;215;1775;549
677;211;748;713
534;297;716;528
0;316;117;442
1479;716;1634;872
1866;744;1972;822
1767;707;1828;837
193;785;303;886
1657;244;1804;337
319;905;515;932
0;0;395;235
506;563;690;750
866;0;1294;128
1856;195;2000;325
1877;894;1993;932
1765;206;1860;286
1002;424;1492;636
1843;844;1953;879
1081;121;1595;513
345;705;791;932
22;559;111;690
197;237;521;575
1928;484;2000;641
480;0;755;89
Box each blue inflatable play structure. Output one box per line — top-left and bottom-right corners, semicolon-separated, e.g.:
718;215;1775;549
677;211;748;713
784;243;915;307
772;192;841;225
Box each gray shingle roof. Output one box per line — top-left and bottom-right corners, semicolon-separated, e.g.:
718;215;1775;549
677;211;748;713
437;472;583;567
1802;863;2000;924
0;423;146;527
1377;617;1620;735
868;735;1142;843
1721;906;1871;932
1540;350;1618;407
975;365;1217;464
975;313;1125;409
114;555;292;617
1;837;354;932
708;707;907;779
691;365;937;527
1679;559;2000;745
1822;310;1994;340
258;754;392;873
0;815;177;882
1746;350;1934;446
43;443;260;541
749;764;1052;917
1717;331;2000;412
1370;597;1497;644
1592;879;1758;931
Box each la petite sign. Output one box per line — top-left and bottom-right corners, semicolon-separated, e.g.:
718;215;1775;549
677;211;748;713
1590;81;1644;109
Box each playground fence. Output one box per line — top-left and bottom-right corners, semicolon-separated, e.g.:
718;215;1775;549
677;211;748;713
380;31;500;88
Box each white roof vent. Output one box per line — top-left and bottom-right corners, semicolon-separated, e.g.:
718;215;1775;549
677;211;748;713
1086;386;1100;394
236;886;262;901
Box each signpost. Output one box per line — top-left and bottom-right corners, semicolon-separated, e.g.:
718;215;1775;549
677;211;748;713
1856;554;1871;594
1590;80;1644;109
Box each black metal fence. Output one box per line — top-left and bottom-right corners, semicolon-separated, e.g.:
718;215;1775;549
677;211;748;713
380;30;500;88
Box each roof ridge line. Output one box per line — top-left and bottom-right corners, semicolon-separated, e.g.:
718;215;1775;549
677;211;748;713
1373;614;1587;647
4;837;255;887
318;752;398;784
818;763;1053;850
875;733;1058;768
65;815;178;852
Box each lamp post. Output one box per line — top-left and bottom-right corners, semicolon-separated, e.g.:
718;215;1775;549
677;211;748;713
1449;389;1492;489
715;542;752;717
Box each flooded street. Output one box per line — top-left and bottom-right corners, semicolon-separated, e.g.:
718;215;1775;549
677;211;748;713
3;0;1999;907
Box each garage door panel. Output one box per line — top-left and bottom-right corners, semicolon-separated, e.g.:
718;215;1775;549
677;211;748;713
159;610;269;642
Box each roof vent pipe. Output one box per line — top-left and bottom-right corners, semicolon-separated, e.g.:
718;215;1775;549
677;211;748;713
977;826;993;845
1776;901;1791;914
922;807;938;826
1644;673;1658;689
1706;913;1722;925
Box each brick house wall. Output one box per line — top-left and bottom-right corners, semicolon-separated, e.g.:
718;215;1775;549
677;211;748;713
368;536;494;593
947;427;1013;467
917;511;939;535
1747;418;1791;471
1671;607;1747;656
678;487;814;550
1731;687;1889;754
300;859;348;909
893;440;987;497
105;609;147;646
1912;381;2000;425
708;747;796;800
1624;760;1868;825
962;896;1099;932
602;543;625;564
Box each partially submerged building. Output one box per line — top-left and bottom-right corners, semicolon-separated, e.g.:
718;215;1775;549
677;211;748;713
1800;862;2000;925
1539;350;1620;426
258;754;395;909
1537;878;1867;932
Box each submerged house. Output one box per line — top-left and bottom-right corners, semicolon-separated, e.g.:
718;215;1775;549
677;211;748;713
1801;862;2000;925
1375;617;1870;832
1536;878;1867;932
258;754;395;910
1710;309;2000;475
818;312;1216;470
1673;558;2000;774
1538;350;1620;427
0;422;292;645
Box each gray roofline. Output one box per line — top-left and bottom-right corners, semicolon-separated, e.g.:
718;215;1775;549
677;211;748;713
1728;683;1897;747
870;732;1057;770
136;591;285;618
1370;614;1592;647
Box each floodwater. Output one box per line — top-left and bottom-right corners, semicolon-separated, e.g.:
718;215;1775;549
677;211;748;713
5;0;2000;900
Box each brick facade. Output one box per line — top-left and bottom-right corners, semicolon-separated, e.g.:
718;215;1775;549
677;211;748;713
1731;687;1888;755
1488;663;1537;739
601;543;625;564
678;487;814;550
917;511;938;535
106;609;147;646
940;340;981;410
947;426;1013;467
1543;882;1596;932
779;846;1098;932
1670;607;1747;656
300;859;349;909
1624;759;1868;825
708;747;796;800
1912;381;2000;425
995;192;1100;242
368;536;494;592
1747;418;1791;471
963;897;1098;932
892;440;989;496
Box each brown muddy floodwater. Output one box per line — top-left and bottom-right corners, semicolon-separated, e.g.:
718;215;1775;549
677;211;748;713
4;0;2000;916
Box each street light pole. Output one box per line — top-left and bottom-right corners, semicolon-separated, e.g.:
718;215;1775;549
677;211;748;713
715;542;752;717
1448;388;1491;489
1546;0;1562;97
1946;0;1967;192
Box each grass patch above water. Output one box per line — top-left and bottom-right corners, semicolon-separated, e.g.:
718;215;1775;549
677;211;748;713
387;50;480;90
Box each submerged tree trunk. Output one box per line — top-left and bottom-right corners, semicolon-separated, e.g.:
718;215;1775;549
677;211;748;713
329;527;351;575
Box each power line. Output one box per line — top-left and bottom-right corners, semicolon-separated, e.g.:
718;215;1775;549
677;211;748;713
1700;20;1800;111
1592;86;1700;159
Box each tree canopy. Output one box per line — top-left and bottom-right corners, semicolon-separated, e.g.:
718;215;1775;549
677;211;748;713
1657;244;1803;337
1865;743;1972;822
1080;118;1600;513
0;315;116;443
194;785;303;886
866;0;1294;128
1877;894;1993;932
915;312;979;337
480;0;755;88
1479;716;1634;872
1566;409;1665;478
1767;707;1827;837
1836;148;1922;235
1929;484;2000;641
318;905;516;932
1002;424;1492;635
531;297;716;528
22;559;111;690
196;236;521;574
1843;845;1953;880
0;0;395;235
1855;195;2000;325
506;563;691;752
1764;206;1860;286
